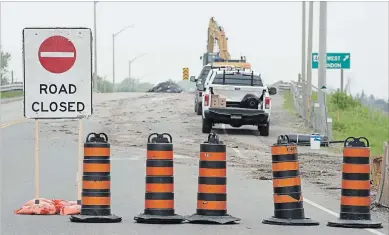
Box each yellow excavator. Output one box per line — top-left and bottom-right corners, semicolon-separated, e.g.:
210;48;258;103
201;17;250;69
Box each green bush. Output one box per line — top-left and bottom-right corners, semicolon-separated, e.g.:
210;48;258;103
330;91;360;110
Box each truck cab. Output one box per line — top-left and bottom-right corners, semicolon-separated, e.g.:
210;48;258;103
191;62;252;115
201;69;277;135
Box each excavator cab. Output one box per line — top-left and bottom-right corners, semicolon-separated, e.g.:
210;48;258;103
201;52;220;66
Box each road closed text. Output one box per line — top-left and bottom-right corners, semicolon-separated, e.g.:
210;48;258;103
31;84;86;113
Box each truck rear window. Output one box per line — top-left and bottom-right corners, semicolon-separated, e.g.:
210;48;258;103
212;74;263;86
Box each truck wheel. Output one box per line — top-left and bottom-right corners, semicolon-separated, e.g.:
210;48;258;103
202;118;212;133
258;122;270;136
196;103;202;115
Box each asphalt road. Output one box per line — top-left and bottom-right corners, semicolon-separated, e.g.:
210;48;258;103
0;92;388;235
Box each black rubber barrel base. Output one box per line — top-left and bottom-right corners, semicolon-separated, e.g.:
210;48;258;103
134;213;185;224
186;213;240;224
70;214;122;223
327;219;383;228
262;216;319;226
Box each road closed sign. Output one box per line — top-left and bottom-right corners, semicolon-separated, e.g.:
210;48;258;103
23;28;93;119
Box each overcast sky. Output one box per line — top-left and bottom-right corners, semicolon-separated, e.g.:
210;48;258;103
2;1;388;99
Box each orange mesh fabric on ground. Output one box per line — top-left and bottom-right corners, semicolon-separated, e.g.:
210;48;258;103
14;198;56;215
57;200;80;215
15;198;80;215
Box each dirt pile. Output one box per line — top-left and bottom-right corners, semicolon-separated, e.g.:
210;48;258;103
148;81;183;93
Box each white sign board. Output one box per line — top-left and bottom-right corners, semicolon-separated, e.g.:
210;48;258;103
23;27;93;119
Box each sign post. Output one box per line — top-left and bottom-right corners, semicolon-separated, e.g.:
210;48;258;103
312;52;351;92
182;67;189;80
22;27;93;206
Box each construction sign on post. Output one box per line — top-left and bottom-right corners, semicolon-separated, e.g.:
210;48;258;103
182;67;189;80
23;28;93;119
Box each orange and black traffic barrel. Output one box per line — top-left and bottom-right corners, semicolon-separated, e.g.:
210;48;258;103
263;135;319;226
70;133;122;223
327;137;382;228
134;133;184;224
186;133;240;224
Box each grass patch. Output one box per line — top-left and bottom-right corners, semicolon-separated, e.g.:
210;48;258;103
284;90;389;155
1;90;23;98
283;91;294;111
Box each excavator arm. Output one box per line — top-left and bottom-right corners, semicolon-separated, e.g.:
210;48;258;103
207;17;231;60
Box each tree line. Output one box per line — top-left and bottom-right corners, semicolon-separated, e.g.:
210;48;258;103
354;90;389;113
0;49;12;85
93;75;155;93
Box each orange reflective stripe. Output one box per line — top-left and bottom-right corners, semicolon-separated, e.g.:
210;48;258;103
145;183;173;192
341;180;370;190
271;146;297;155
84;147;110;157
82;180;110;190
146;167;173;176
341;196;370;206
198;184;226;194
145;200;174;209
83;163;110;172
273;177;301;187
197;201;226;210
82;197;110;205
147;150;173;160
199;168;226;177
273;194;302;203
342;164;370;173
343;148;370;157
272;162;299;172
200;152;226;161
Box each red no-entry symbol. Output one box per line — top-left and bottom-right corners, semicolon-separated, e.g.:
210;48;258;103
38;35;77;74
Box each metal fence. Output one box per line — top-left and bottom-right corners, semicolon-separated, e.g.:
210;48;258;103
1;83;23;92
375;141;389;207
272;80;291;92
289;80;333;139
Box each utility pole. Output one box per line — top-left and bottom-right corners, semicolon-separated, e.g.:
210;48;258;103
128;60;131;92
306;1;314;122
318;1;328;135
93;1;98;92
112;34;115;92
11;70;13;83
128;53;146;92
301;1;307;123
112;25;134;92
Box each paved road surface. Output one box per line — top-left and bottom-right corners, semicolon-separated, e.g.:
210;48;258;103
1;92;388;235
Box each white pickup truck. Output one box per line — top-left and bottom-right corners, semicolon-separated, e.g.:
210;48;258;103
201;70;277;136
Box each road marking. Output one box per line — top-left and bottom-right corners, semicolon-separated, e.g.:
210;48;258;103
0;119;26;128
220;124;387;235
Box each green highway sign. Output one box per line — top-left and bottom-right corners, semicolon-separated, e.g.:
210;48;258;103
312;52;350;69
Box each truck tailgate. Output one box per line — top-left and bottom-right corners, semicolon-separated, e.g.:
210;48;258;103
211;84;264;102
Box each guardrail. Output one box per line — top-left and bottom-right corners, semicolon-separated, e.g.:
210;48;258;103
289;80;333;139
1;83;23;92
278;83;291;91
0;83;106;93
270;80;291;92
